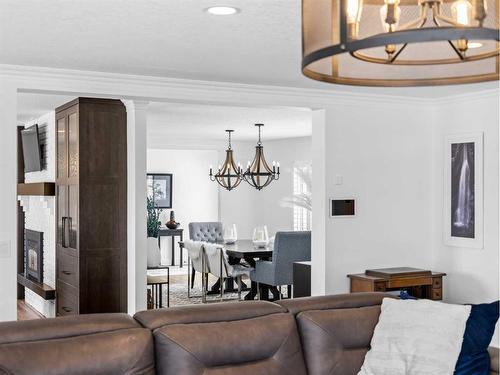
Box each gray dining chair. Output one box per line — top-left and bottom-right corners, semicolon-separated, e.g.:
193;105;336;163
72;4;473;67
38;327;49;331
250;231;311;299
188;222;224;289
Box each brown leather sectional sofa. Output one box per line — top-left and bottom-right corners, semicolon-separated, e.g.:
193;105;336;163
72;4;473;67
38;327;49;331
0;293;497;375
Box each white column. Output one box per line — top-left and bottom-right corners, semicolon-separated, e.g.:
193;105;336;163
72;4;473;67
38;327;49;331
0;82;18;321
311;109;327;296
123;100;149;314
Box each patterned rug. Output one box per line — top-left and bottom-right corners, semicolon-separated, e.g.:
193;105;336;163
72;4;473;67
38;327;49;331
148;267;290;307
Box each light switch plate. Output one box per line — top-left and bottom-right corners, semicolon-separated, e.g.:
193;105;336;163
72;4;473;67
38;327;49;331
0;240;11;258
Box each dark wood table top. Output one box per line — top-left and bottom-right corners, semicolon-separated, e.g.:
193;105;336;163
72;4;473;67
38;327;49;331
158;228;183;234
224;239;273;259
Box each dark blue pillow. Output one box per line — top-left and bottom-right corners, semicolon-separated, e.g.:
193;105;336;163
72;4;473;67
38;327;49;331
455;301;499;375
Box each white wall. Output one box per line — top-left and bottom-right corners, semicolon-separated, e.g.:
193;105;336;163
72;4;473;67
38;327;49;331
147;149;219;265
321;93;499;345
431;94;499;344
19;111;56;317
323;102;435;294
219;137;312;239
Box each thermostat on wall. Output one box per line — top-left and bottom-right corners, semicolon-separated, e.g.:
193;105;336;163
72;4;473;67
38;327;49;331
330;198;356;217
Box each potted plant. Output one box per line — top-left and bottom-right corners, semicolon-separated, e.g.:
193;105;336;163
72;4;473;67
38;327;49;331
147;196;162;267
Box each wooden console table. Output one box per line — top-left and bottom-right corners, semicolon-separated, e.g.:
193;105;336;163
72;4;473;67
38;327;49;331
157;228;184;267
347;267;446;300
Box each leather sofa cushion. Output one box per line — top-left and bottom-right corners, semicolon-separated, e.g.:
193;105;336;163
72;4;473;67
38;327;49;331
278;292;391;315
297;305;382;375
0;314;154;375
135;300;285;330
0;313;138;345
153;312;307;375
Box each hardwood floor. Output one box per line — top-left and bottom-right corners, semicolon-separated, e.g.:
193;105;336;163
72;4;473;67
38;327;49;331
17;299;45;321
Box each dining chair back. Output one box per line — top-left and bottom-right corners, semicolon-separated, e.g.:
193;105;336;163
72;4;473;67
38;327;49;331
250;231;311;296
204;242;252;301
183;239;209;302
188;222;224;243
273;231;311;286
187;222;224;291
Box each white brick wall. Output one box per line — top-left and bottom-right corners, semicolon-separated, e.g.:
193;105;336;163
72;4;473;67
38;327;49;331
19;111;56;317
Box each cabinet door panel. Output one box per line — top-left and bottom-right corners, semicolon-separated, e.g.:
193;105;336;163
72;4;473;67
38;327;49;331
68;112;79;178
56;117;67;180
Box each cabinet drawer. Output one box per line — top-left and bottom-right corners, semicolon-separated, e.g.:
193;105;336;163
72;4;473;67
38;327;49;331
432;277;442;289
432;289;442;300
57;251;78;288
57;280;78;316
387;277;432;289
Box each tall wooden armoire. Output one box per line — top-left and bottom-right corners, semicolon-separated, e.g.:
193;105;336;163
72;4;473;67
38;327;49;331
55;98;127;315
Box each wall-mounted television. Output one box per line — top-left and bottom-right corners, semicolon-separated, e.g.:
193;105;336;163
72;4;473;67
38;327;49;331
21;124;42;172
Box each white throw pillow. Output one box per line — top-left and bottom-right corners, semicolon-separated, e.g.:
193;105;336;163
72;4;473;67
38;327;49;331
358;298;471;375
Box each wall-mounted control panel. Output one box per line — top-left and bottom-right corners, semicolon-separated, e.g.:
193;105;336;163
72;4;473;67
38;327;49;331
330;198;356;217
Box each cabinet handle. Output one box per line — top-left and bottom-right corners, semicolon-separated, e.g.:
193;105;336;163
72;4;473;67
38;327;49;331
62;307;72;313
62;217;70;248
61;270;72;275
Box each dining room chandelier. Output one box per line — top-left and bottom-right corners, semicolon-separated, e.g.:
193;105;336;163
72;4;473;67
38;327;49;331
243;124;280;191
209;130;243;191
302;0;499;86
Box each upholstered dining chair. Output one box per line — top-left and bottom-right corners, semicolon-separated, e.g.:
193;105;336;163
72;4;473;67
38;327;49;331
250;231;311;300
183;240;210;302
188;222;224;290
204;243;253;301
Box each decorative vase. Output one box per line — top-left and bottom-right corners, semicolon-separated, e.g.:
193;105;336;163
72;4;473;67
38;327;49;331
224;224;238;244
166;211;180;229
252;225;269;248
147;237;161;267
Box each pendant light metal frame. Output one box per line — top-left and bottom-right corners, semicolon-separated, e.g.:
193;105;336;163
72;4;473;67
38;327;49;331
209;130;243;191
243;124;280;191
302;0;499;86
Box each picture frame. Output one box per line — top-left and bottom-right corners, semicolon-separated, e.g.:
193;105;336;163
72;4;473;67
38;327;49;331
444;132;483;248
147;173;173;209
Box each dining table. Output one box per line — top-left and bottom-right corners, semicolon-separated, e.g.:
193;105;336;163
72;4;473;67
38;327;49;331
224;239;277;301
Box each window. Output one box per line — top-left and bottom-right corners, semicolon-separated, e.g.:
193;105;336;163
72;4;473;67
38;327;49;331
293;163;312;231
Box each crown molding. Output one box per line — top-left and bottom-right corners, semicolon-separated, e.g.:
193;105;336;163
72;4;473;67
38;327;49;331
0;64;497;109
0;64;431;108
430;87;499;106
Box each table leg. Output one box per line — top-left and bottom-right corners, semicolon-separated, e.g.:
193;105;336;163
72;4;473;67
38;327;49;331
171;236;175;266
180;233;184;268
244;257;258;300
167;267;170;308
159;284;163;308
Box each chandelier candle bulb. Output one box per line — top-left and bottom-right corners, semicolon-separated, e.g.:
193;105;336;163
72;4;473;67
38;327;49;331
472;0;487;24
452;0;473;26
346;0;364;37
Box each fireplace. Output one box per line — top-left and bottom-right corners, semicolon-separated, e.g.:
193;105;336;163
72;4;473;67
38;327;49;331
25;229;43;283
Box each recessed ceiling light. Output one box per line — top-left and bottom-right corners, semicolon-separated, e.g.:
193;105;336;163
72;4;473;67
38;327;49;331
468;42;483;49
205;6;240;15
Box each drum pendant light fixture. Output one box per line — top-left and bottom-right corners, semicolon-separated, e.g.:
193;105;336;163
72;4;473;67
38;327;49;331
243;124;280;191
302;0;499;86
209;130;243;191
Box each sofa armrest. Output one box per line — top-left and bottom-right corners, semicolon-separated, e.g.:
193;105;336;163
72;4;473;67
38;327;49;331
490;346;499;374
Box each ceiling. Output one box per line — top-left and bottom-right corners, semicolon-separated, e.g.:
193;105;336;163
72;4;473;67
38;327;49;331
17;93;312;142
1;1;497;98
